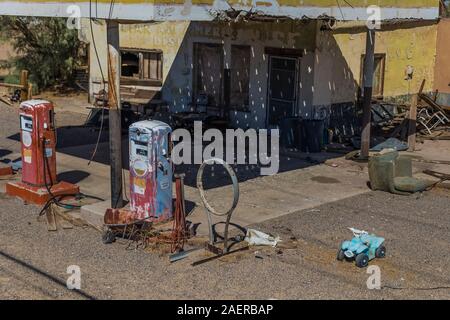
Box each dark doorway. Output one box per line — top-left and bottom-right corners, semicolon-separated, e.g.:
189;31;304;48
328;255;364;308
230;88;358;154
193;42;224;108
267;56;299;126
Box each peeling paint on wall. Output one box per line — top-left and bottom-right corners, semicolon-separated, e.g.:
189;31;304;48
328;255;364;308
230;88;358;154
83;19;438;130
313;21;438;107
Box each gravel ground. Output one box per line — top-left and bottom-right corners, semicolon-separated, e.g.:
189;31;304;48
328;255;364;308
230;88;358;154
2;100;450;300
1;189;450;300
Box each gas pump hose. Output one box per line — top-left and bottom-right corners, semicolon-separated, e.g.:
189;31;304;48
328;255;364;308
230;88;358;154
38;138;104;217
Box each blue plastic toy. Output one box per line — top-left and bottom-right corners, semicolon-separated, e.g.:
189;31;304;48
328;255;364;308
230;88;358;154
337;228;386;268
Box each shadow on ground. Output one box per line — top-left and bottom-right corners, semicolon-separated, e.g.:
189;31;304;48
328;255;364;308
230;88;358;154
5;119;345;189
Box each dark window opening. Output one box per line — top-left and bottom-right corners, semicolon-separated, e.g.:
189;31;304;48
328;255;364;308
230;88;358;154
120;48;163;86
193;42;224;108
121;51;140;77
231;45;251;112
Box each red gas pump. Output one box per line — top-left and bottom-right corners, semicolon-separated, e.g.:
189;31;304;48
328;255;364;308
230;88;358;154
19;100;57;186
6;100;79;205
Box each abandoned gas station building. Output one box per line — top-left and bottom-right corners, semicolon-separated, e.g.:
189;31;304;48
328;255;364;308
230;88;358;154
79;13;444;137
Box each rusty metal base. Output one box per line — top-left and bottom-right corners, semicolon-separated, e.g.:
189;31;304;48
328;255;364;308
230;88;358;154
0;166;13;177
6;181;80;205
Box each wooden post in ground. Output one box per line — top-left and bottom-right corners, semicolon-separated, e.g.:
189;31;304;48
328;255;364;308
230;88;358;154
19;70;29;101
27;83;33;100
106;20;124;209
360;28;376;159
407;94;418;151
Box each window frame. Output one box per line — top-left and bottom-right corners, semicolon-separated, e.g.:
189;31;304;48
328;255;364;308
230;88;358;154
230;44;252;113
120;47;163;86
192;42;224;109
360;53;386;99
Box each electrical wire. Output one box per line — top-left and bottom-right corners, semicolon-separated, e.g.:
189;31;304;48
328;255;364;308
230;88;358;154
39;135;104;217
335;0;354;21
88;0;128;206
39;137;81;216
383;285;450;291
336;0;345;21
342;0;354;8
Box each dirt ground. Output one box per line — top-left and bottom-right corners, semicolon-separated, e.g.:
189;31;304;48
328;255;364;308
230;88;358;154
1;189;450;300
1;98;450;300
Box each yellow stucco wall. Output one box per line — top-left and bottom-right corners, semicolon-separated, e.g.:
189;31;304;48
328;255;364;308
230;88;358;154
314;21;438;105
82;19;439;127
80;20;190;85
120;22;190;82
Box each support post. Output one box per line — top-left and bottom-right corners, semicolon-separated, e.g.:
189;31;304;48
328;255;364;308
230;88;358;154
407;94;418;151
19;70;29;101
107;20;124;209
360;28;376;159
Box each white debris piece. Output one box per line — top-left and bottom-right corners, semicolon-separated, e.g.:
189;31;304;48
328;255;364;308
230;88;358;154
245;229;281;247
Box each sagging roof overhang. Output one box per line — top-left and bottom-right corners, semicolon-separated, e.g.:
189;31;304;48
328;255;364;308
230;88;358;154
0;0;440;22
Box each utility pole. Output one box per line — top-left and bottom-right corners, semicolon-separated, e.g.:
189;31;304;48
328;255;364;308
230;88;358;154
107;20;124;208
360;28;376;159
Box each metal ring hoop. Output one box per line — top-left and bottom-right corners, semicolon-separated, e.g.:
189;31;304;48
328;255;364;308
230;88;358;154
196;158;239;217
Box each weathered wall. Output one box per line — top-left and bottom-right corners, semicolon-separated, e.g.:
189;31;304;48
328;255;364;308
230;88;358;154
82;19;318;129
79;19;189;91
164;20;317;129
82;19;438;130
313;20;438;108
434;18;450;106
0;0;440;21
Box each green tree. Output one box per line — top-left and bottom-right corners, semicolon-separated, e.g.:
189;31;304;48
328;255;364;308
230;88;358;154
0;16;81;90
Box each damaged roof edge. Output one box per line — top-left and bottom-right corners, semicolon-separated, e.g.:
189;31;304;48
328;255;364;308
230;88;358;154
0;2;440;22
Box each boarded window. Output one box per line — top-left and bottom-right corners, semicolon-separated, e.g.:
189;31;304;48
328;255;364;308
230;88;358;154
193;42;223;107
230;45;251;111
121;49;163;85
142;51;163;81
360;53;385;98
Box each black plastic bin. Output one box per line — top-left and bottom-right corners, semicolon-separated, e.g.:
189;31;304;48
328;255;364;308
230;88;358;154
301;119;325;153
280;117;301;148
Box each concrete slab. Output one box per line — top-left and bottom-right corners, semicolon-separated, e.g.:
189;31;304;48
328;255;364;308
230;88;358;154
184;159;371;236
65;147;371;231
3;109;449;236
80;200;111;228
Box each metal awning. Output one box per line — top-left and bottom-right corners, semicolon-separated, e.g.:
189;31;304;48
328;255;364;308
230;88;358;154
0;0;440;21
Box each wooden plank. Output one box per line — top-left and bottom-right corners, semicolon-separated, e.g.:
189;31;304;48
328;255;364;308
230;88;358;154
0;83;25;89
407;94;418;151
360;28;376;159
107;20;124;209
45;206;58;231
418;79;426;95
143;53;149;79
120;77;162;87
419;93;447;114
27;83;33;100
0;96;12;106
390;116;408;138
